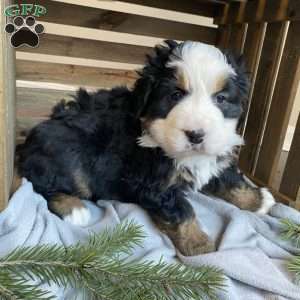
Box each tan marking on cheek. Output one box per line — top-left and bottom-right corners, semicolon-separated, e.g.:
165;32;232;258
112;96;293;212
48;194;85;217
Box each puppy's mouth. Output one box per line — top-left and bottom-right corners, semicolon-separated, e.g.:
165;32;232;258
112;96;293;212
185;142;205;154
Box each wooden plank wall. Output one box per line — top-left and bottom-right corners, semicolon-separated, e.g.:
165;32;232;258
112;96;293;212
15;0;222;141
216;0;300;206
0;0;16;211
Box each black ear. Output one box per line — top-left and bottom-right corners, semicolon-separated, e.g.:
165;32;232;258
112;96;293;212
130;75;154;118
223;50;250;107
164;39;179;50
223;50;251;131
130;40;178;118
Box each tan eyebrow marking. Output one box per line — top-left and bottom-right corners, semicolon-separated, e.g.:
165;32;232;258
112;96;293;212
213;74;228;94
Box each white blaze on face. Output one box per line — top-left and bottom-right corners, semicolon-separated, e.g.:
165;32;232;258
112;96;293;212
146;41;243;158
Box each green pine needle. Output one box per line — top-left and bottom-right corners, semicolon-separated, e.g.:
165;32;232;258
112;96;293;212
280;219;300;248
288;256;300;283
0;221;225;300
280;219;300;284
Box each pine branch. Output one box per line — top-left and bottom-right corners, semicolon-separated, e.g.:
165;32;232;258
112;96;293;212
281;219;300;248
0;221;225;300
0;271;53;300
288;256;300;283
281;219;300;284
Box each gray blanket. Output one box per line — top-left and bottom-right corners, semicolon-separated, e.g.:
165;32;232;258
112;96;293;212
1;179;300;299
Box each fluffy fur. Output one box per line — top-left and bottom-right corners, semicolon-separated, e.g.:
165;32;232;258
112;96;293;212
17;40;275;256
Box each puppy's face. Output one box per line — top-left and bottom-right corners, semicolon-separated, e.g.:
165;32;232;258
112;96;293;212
134;41;249;159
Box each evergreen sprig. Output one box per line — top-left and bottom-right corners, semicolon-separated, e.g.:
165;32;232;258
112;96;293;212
0;221;224;300
288;255;300;283
281;219;300;283
281;219;300;248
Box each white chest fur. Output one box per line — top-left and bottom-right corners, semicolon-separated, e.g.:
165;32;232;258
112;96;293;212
175;155;230;190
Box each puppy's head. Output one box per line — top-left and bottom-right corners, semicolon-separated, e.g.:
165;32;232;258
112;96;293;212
132;40;249;159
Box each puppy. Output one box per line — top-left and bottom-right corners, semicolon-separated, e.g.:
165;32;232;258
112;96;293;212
16;40;275;256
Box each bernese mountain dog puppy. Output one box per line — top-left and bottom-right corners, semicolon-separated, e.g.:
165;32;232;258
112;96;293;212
16;40;275;256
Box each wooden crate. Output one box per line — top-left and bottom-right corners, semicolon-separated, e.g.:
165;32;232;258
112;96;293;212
216;0;300;207
1;0;299;210
0;0;16;211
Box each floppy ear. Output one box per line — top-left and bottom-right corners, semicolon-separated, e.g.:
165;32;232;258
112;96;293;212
223;50;251;131
130;40;178;118
224;50;250;109
130;75;154;119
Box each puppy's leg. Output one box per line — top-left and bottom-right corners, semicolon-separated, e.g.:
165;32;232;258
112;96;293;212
203;165;275;214
48;193;91;226
142;186;215;256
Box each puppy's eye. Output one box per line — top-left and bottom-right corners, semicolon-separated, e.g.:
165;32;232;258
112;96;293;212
171;90;184;101
216;93;227;104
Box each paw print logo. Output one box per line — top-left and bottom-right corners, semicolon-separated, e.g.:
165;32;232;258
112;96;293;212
5;16;44;48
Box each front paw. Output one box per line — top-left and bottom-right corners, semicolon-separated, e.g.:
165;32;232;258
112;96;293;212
159;217;216;256
255;188;276;215
176;233;216;256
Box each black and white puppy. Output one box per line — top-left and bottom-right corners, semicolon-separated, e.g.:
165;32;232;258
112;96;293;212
17;40;275;256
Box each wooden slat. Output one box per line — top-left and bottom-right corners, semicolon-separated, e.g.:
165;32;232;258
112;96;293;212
241;22;266;134
16;61;137;88
17;34;150;66
243;23;266;75
254;21;300;185
39;0;217;44
16;52;140;71
280;114;300;201
226;23;248;54
16;87;73;141
41;22;165;48
0;0;16;210
52;0;217;25
120;0;220;18
17;87;75;119
239;22;287;174
216;25;231;48
216;0;299;24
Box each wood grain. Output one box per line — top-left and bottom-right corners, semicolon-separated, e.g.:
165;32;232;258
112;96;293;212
280;114;300;201
227;23;248;54
0;0;16;210
239;22;287;174
241;22;266;134
39;0;217;44
255;21;300;186
216;0;299;24
17;87;75;119
120;0;220;17
17;34;150;66
216;25;231;48
16;61;138;89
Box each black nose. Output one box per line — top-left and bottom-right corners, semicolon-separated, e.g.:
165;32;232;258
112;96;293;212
185;130;205;144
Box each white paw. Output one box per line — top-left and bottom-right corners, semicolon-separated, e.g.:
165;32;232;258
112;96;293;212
64;207;91;226
256;188;276;215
